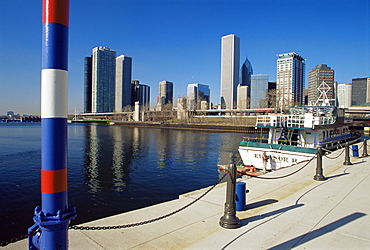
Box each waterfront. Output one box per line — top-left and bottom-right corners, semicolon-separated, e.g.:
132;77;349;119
0;122;248;244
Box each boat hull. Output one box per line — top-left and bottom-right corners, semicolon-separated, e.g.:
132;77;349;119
238;144;316;170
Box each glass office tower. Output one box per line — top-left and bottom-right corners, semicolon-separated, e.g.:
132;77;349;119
250;74;269;109
92;46;117;113
115;54;132;112
187;83;210;110
84;56;92;113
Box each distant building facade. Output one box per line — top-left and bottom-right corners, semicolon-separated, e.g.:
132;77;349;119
237;84;249;109
352;77;370;105
337;83;352;108
220;34;240;109
115;55;132;112
276;52;305;109
158;80;173;109
92;46;117;113
250;74;269;109
240;57;253;106
187;83;210;110
132;80;150;111
308;64;335;105
84;56;92;113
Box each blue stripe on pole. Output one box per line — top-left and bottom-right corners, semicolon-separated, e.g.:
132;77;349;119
42;22;68;70
42;118;67;171
42;191;68;215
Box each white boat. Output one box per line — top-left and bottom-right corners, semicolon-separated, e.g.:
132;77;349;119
238;105;361;171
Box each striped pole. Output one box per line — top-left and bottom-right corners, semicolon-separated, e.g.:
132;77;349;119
29;0;76;249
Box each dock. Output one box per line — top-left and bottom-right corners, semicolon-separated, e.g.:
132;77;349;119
5;142;369;249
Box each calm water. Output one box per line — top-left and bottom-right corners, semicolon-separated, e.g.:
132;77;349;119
0;122;247;243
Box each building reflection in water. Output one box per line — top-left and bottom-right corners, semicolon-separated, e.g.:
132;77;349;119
83;124;135;193
81;124;247;196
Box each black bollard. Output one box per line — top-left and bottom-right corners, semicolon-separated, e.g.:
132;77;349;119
314;146;325;181
362;139;368;157
343;142;352;165
219;153;240;229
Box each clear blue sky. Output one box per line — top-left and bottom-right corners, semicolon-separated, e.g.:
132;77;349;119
1;0;369;115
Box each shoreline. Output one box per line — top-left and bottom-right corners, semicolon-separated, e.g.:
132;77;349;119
110;121;268;133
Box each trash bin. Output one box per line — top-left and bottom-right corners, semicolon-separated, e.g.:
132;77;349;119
352;145;359;157
236;182;246;211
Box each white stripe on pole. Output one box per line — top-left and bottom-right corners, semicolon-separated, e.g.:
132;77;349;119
41;69;68;118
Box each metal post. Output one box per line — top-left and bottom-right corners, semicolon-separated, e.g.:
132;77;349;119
314;146;325;181
343;142;352;165
29;1;76;249
219;154;240;229
362;139;368;157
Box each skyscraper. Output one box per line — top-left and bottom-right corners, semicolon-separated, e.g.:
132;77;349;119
84;56;92;113
308;64;335;105
115;54;132;112
92;46;116;113
187;83;210;110
352;77;370;105
237;84;248;109
158;80;173;109
220;34;240;109
250;74;269;109
276;52;305;109
240;56;253;103
132;80;151;111
337;83;352;108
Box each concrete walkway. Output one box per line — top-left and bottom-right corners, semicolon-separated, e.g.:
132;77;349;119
6;142;370;249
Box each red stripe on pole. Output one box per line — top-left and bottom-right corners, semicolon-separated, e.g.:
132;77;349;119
41;169;68;193
42;0;69;26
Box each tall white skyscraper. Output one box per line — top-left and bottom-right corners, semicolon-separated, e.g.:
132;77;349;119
220;34;240;109
115;54;132;112
276;52;305;109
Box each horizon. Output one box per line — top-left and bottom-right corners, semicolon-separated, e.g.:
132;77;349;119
1;0;369;115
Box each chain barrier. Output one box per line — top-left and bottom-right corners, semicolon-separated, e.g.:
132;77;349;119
0;229;39;247
69;171;229;231
0;173;229;246
253;153;317;180
323;147;345;159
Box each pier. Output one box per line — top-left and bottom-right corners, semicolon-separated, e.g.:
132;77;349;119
4;141;369;249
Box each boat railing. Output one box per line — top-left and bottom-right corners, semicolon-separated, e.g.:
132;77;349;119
242;137;319;148
257;114;336;128
256;115;285;127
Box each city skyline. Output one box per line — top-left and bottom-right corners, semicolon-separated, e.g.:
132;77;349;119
1;0;369;115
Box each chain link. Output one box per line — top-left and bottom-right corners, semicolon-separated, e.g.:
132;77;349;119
324;148;345;159
0;229;39;247
253;153;317;180
69;172;229;231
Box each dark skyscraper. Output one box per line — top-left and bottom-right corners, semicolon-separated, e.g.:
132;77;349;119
239;56;253;107
84;56;92;113
132;80;151;111
92;46;116;113
115;55;132;112
352;77;370;105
